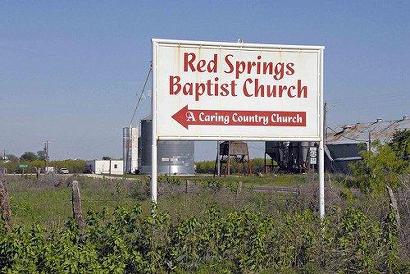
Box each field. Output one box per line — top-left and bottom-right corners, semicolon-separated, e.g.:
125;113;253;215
1;173;410;273
5;173;308;228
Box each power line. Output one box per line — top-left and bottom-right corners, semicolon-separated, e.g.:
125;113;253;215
328;94;410;106
129;64;152;126
328;89;409;100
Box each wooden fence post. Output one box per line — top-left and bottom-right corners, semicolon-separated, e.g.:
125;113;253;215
386;185;401;230
0;179;12;231
236;181;243;196
71;180;85;230
185;179;191;194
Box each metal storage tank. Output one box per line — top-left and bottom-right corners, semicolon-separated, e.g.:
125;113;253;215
123;127;139;174
300;141;312;164
123;127;130;173
139;119;195;175
265;141;316;172
265;141;281;162
289;142;301;169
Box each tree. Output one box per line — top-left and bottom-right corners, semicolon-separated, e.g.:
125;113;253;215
389;129;410;162
102;156;112;160
5;154;18;162
37;150;47;161
351;130;410;194
351;144;407;193
20;152;38;161
350;136;409;258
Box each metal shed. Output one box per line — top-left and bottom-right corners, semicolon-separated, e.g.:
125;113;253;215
325;116;409;174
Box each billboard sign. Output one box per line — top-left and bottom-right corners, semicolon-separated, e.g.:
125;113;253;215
151;39;325;218
152;39;324;141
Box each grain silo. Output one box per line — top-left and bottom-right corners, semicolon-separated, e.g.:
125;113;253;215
264;141;315;172
139;118;195;175
123;127;139;174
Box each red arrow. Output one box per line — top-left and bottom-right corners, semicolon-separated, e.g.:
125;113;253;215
172;105;306;129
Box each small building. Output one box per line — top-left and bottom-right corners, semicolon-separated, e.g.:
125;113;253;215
85;160;124;175
325;116;409;174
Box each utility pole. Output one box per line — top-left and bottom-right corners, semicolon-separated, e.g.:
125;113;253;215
324;102;327;144
217;141;221;176
368;131;371;151
1;149;5;175
43;141;49;169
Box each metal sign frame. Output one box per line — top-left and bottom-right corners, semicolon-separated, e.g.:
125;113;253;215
151;39;325;218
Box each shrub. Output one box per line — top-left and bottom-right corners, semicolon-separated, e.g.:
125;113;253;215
350;144;408;193
0;159;86;174
1;205;408;273
195;158;267;174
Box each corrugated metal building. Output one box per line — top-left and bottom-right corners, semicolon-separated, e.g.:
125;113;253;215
139;119;195;175
325;117;409;174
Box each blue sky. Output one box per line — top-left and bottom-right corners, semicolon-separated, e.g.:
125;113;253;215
1;1;409;160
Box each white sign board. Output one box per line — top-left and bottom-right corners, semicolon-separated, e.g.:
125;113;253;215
151;39;325;218
152;39;323;141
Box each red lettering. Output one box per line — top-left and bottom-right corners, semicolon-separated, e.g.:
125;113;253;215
197;60;206;72
230;80;237;97
297;80;308;98
220;83;229;96
278;85;287;97
169;76;181;94
286;63;295;75
183;83;193;95
243;78;253;97
184;53;196;72
254;79;264;97
208;54;217;73
194;83;205;101
274;63;285;80
184;52;217;73
235;61;246;79
287;85;296;98
246;61;256;74
224;54;234;73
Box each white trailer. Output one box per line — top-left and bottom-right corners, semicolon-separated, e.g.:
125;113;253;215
86;160;123;175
